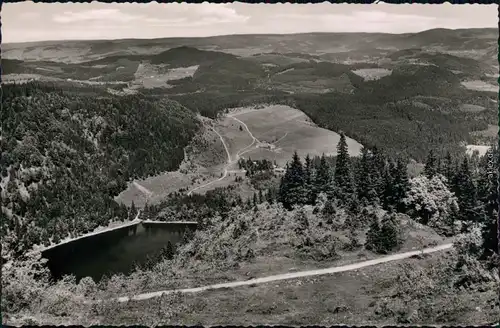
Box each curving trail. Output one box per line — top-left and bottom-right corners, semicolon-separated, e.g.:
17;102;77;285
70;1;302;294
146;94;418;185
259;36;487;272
185;113;279;196
272;132;288;145
115;243;453;302
187;127;232;196
133;181;153;197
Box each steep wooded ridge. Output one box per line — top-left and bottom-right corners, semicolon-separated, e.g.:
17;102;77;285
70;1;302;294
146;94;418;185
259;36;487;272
0;82;200;257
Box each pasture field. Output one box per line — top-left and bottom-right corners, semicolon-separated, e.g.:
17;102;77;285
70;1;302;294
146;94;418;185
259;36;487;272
225;105;363;166
116;125;227;206
458;103;486;113
351;68;393;81
271;68;355;94
461;80;498;92
216;117;255;162
132;62;199;89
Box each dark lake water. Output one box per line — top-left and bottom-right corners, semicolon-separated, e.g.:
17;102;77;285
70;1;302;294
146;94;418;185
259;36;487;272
41;221;197;282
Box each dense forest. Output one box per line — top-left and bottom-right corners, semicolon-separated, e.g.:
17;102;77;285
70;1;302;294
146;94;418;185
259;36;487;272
0;82;200;257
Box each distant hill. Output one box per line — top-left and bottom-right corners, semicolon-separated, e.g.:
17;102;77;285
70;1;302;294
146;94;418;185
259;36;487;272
150;46;236;67
3;28;497;161
4;29;497;63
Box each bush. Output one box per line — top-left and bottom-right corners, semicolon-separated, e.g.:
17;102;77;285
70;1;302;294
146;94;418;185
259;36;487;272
403;175;459;236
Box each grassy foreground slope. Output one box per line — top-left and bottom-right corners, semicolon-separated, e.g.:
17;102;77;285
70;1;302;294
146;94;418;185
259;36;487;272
3;201;498;326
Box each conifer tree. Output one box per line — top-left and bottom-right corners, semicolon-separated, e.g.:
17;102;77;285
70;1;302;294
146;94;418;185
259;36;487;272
304;154;315;204
265;188;273;204
356;147;376;203
454;156;478;222
424;149;438;179
258;189;264;204
253;192;258;207
314;153;332;199
365;215;382;252
163;241;174;260
130;200;138;219
278;152;308;209
393;157;410;212
479;146;499;257
334;132;354;204
379;212;402;252
442;151;455;185
370;146;386;202
382;160;396;211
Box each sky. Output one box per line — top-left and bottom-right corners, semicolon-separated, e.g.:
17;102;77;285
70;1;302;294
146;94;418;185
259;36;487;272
2;2;498;43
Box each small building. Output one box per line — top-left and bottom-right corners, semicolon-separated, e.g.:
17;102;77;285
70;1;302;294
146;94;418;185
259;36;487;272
274;167;286;174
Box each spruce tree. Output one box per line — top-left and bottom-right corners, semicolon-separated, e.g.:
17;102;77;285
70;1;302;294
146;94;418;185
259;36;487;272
442;151;455;185
356;147;376;203
393;157;410;212
382;160;396;211
479;146;499;258
454;156;478;223
278;152;307;209
304;154;315;205
424;149;438;179
164;241;174;260
265;189;273;204
314;153;332;199
130;200;138;219
370;146;386;202
334;132;354;204
365;215;382;252
258;189;264;204
379;212;401;253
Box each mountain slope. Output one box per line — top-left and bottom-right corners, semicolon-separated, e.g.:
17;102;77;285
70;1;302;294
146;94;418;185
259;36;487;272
0;82;200;257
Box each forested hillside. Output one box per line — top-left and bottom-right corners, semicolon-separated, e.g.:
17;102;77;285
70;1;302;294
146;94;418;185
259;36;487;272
143;133;498;262
0;82;200;257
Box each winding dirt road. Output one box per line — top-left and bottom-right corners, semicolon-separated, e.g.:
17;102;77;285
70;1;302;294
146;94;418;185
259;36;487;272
187;127;232;196
187;114;263;196
116;243;453;302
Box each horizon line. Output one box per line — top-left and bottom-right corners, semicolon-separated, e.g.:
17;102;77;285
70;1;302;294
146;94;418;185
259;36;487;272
4;26;497;46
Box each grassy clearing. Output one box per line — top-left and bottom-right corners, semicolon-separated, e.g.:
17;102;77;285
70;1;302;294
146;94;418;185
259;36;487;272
351;68;393;81
466;145;492;157
271;69;355;94
458;104;486;113
131;62;199;89
116;122;227;206
461;80;498;93
227;105;363;166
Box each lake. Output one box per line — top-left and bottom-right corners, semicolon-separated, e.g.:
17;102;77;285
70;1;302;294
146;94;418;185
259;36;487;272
41;221;197;282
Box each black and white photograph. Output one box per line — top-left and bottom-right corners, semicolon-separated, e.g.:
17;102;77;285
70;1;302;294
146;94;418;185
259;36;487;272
1;2;499;326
